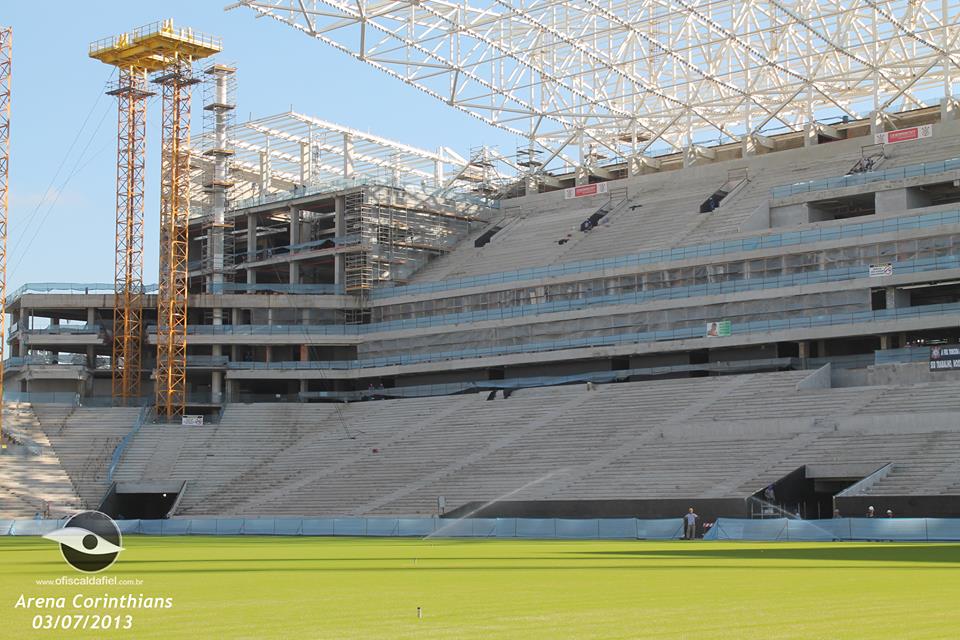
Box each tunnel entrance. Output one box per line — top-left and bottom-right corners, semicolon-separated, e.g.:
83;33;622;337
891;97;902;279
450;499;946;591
749;465;875;519
98;481;186;519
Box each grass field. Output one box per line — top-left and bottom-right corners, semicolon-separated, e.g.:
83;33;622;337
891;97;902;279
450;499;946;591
2;536;959;639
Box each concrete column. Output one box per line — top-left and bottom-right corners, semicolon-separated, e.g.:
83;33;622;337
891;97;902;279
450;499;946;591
211;343;223;405
299;379;308;395
211;369;222;405
246;213;257;287
289;206;301;286
265;346;273;363
434;156;444;187
85;309;96;365
259;149;271;196
886;286;910;309
816;340;827;358
798;341;809;359
941;96;958;122
343;133;354;179
231;306;242;367
334;195;346;287
12;307;26;356
869;110;887;136
300;141;312;185
224;379;234;404
49;317;59;365
880;335;891;350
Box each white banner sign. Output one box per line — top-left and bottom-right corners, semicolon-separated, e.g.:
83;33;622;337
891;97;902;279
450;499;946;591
869;263;893;277
874;124;932;145
182;415;204;426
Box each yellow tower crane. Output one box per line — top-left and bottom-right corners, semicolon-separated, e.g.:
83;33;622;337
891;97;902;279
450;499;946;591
0;26;10;449
90;20;221;418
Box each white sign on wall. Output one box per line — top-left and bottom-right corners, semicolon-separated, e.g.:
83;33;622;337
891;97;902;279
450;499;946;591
874;124;932;145
869;263;893;277
182;415;204;426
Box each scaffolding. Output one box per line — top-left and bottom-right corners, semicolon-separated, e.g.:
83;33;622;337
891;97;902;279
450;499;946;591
343;190;372;293
0;27;9;444
201;64;237;290
342;186;477;294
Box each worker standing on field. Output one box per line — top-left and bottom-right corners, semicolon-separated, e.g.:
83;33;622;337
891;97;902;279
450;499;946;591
683;508;699;540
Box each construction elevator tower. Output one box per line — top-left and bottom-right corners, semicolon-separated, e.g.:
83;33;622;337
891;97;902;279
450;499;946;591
90;20;221;416
0;26;11;444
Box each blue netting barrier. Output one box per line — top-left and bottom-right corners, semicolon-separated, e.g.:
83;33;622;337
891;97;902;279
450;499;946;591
3;516;685;539
705;518;960;541
8;519;67;536
637;519;685;540
597;518;639;539
9;516;960;540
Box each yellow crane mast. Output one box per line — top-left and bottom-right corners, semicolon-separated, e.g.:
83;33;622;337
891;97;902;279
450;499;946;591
90;20;221;417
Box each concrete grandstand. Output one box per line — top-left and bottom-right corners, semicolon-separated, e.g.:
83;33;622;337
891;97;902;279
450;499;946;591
5;2;960;524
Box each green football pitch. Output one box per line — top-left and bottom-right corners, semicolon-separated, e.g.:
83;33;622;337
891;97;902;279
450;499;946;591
2;536;959;639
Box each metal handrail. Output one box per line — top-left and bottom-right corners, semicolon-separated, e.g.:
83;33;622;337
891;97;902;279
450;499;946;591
107;405;152;484
771;156;960;198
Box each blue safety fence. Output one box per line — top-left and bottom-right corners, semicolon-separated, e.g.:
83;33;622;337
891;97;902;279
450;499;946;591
771;156;960;198
222;301;960;371
8;517;960;541
1;517;683;539
8;209;960;306
705;517;960;541
372;208;960;298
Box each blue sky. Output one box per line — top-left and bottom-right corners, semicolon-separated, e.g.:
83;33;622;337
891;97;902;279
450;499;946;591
3;2;514;291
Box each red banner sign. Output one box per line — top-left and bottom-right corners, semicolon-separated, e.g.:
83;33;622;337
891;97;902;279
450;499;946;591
564;182;609;199
874;124;932;145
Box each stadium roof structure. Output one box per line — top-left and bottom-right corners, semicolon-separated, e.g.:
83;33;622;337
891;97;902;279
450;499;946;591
231;0;960;180
216;110;481;192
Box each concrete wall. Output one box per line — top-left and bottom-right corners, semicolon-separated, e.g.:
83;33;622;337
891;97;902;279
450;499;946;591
834;362;960;387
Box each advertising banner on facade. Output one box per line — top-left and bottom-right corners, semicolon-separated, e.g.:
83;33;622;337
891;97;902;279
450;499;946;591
930;344;960;371
564;182;609;199
706;320;732;337
874;124;932;145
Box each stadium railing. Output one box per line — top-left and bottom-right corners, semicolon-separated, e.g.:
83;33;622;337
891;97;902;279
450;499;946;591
106;405;153;484
770;156;960;199
223;301;960;370
371;208;960;299
9;209;960;305
129;252;960;340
